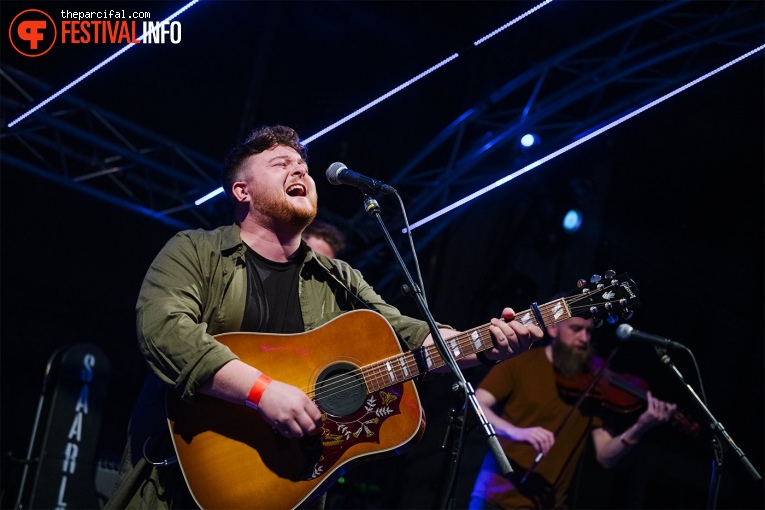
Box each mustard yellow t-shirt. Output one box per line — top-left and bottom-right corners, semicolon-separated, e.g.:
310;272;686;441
471;346;606;509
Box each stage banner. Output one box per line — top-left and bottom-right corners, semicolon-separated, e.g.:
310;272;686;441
15;343;111;509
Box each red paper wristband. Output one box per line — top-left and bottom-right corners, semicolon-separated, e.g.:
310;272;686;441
245;374;272;409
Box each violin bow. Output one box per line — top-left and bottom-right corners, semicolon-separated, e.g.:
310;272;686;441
519;348;619;485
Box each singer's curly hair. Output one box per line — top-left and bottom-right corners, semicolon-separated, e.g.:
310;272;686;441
221;125;308;203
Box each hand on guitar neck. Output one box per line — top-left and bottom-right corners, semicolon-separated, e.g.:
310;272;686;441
169;272;640;509
426;306;544;368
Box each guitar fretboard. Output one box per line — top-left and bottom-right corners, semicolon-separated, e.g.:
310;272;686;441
361;298;572;392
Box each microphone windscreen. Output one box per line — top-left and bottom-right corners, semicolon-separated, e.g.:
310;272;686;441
616;323;633;340
325;162;347;185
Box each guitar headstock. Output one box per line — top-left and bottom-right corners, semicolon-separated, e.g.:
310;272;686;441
566;270;640;327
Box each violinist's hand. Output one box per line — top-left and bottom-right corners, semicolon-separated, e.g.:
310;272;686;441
257;380;323;439
485;308;545;362
637;391;677;429
500;424;555;456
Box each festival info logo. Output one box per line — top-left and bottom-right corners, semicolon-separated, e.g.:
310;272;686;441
9;9;57;57
9;8;182;57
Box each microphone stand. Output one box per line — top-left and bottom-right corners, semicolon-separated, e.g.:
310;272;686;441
654;347;761;509
362;195;513;509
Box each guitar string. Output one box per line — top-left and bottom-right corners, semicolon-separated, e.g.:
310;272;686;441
352;298;593;394
302;283;635;402
305;302;620;402
342;292;620;397
303;317;500;399
303;291;632;401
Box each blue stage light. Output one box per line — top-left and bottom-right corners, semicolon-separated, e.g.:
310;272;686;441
406;44;765;233
520;133;539;148
562;209;582;233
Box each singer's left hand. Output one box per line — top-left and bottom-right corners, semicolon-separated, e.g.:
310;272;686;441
486;308;544;361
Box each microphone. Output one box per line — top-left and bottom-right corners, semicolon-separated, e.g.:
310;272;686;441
325;162;396;195
616;324;684;349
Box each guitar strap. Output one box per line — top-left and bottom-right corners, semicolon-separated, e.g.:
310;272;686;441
313;258;376;313
313;258;431;378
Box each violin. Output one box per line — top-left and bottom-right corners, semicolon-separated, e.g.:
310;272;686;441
555;356;701;436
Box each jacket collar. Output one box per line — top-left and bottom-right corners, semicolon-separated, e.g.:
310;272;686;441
221;223;246;256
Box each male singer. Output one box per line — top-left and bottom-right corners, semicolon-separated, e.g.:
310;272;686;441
106;124;543;508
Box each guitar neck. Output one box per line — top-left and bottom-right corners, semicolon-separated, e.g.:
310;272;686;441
362;297;571;393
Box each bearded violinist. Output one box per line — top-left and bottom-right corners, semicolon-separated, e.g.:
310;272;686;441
468;314;677;509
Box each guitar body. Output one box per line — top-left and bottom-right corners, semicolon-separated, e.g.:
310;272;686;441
166;271;641;509
166;309;425;509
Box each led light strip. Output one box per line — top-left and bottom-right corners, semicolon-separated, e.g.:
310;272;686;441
405;44;765;232
6;0;200;128
301;54;459;145
195;1;555;204
474;0;554;46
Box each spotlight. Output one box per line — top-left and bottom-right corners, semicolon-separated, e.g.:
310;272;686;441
562;208;582;233
520;133;540;148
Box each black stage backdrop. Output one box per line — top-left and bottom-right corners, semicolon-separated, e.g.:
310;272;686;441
2;1;763;509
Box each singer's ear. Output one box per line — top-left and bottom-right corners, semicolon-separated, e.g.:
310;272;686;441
232;181;250;203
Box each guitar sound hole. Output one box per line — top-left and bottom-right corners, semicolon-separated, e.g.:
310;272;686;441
314;362;367;417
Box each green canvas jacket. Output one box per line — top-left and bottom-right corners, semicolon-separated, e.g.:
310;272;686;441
106;223;442;508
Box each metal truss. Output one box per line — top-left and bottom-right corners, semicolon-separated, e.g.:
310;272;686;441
0;67;228;230
343;0;764;295
1;1;762;297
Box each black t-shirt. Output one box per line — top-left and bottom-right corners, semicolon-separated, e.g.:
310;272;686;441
240;245;305;334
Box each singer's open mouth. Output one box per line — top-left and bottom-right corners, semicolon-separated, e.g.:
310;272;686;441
286;183;306;197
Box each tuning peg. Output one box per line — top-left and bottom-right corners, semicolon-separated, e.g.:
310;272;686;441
576;278;587;288
606;314;619;324
604;269;616;279
622;310;634;320
590;274;602;284
595;319;604;328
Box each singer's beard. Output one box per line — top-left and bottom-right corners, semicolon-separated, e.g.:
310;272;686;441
552;341;594;379
253;190;318;230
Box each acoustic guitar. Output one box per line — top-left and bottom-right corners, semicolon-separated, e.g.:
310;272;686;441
166;271;639;509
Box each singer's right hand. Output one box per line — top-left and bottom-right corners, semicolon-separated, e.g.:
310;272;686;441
256;380;324;438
